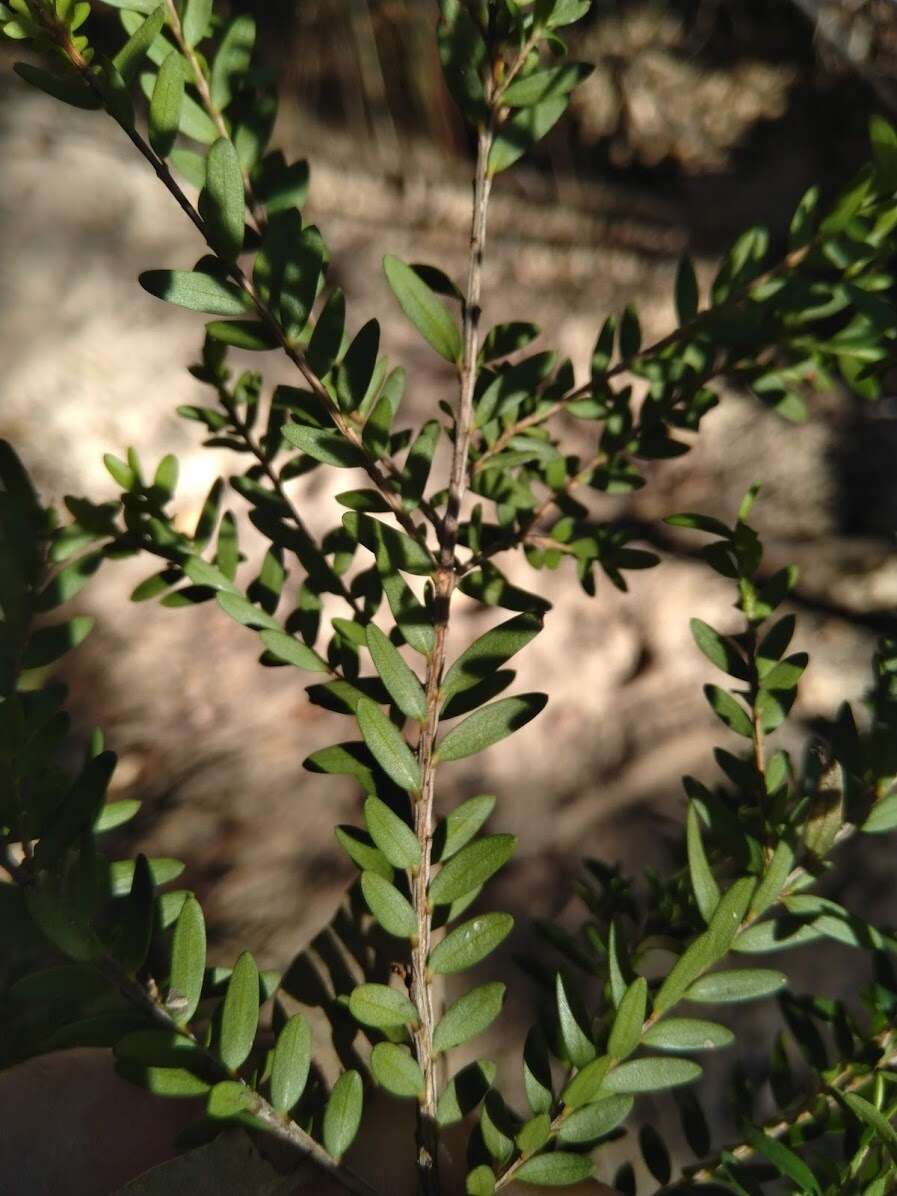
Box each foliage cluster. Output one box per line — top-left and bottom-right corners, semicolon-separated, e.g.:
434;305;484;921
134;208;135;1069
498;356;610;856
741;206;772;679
4;1;897;1193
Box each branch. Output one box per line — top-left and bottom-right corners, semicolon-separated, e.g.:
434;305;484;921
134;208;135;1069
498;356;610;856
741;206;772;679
409;116;495;1196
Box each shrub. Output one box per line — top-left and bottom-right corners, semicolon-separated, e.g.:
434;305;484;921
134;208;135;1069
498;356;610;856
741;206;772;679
3;1;897;1193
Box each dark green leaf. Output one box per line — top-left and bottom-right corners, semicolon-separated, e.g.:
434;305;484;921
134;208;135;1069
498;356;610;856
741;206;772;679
23;616;94;668
364;795;420;870
270;1014;311;1113
433;982;505;1052
335;319;380;413
149;50;185;157
383;256;462;363
139;269;250;316
210;14;255;111
219;951;259;1071
685;969;786;1004
13;62;101;109
113;4;165;84
370;1042;424;1098
349;983;418;1029
704;685;753;739
204;138;244;259
356;697;421;793
259;629;328;671
642;1018;734;1052
428;834;516;905
488;96;569;175
360;871;417;939
558;1094;633;1144
502;62;592;107
343;511;435;576
216;591;280;630
366;624;427;720
441;614;542;708
435;694;546;762
556;970;595;1068
307;288;346;377
323;1070;363;1160
168;895;205;1023
603;1057;702;1094
281;423;365;468
428;912;513;975
207;1080;255;1119
434;794;496;862
514;1153;594;1186
607;977;647;1062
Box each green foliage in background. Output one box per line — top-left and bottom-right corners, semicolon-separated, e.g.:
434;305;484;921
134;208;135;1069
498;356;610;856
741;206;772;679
4;1;897;1193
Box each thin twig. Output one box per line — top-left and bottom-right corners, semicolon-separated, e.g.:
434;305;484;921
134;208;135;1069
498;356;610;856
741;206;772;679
409;117;495;1196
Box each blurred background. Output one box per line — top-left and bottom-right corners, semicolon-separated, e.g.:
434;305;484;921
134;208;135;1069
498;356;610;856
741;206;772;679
2;1;897;1191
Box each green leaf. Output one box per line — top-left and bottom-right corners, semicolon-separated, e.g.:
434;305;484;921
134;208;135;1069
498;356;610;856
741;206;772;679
139;269;250;316
113;4;165;84
749;838;795;916
168;894;205;1023
95;799;142;833
356;697;421;793
433;982;505;1052
110;857;184;897
690;619;747;680
741;1123;822;1195
704;685;753;739
114;1029;201;1068
686;803;720;923
270;1014;311;1113
607;977;647;1062
428;834;516;905
182;557;239;594
361;871;417;939
36;550;103;611
501;62;592;107
121;1065;210;1098
364;795;420;870
863;794;897;834
115;853;155;973
378;563;435;656
685;968;786;1004
182;0;212;47
560;1056;612;1109
219;951;259;1071
349;983;419;1029
259;629;328;672
335;826;392;879
206;319;278;351
466;1166;496;1196
210;13;255;111
149;50;185;157
429;912;513;975
603;1057;702;1094
343;511;435;576
842;1092;897;1166
514;1153;595;1186
12;62;101;110
216;591;281;631
488;95;569;174
870;114;897;193
558;1094;633;1143
370;1042;424;1098
281;423;365;468
675;255;699;325
435;694;546;762
207;1080;256;1119
441;614;542;708
437;0;488;122
383;256;461;364
334;318;381;413
556;970;595;1068
514;1113;549;1157
323;1070;363;1160
366;624;427;720
307;287;346;377
437;1059;496;1126
205;138;245;259
523;1027;553;1115
23;616;94;668
434;794;496;862
642;1018;734;1052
